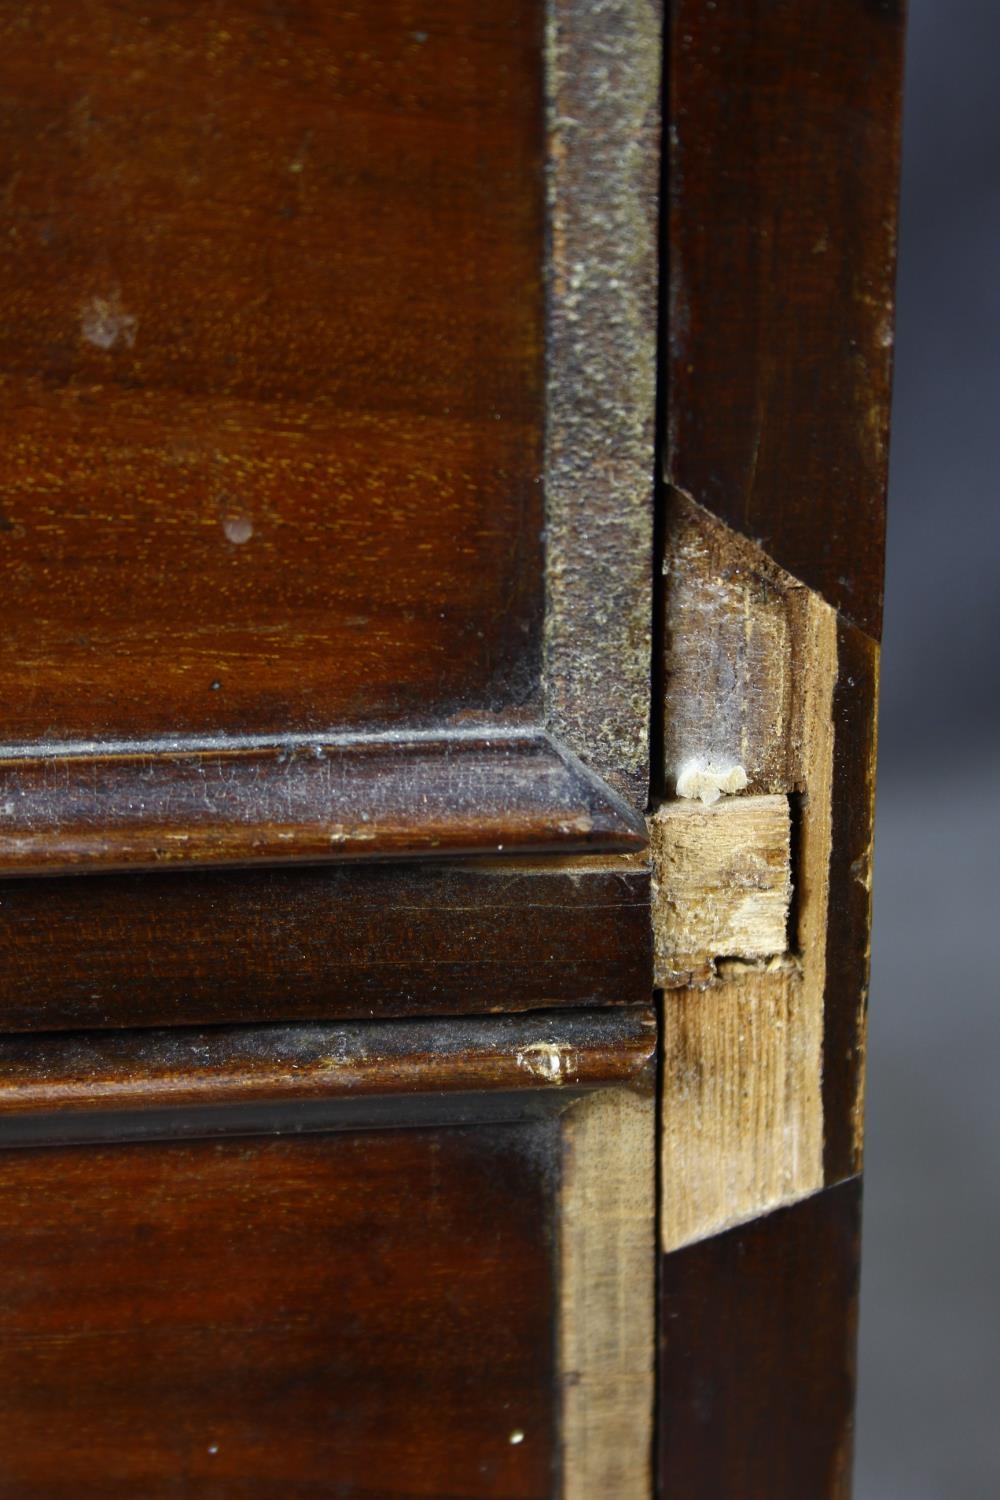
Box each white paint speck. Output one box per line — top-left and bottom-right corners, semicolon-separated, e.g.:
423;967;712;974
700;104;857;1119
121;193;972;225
675;757;748;806
80;292;137;351
223;515;253;545
509;1430;525;1446
207;1444;219;1456
516;1043;574;1085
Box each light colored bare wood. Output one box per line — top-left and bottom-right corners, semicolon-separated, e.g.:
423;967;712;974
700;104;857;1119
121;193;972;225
560;1086;655;1499
656;495;837;1251
650;794;791;987
661;969;824;1251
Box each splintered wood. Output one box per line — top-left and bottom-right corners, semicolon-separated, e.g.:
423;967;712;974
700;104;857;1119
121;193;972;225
651;795;791;986
560;1088;655;1499
657;493;836;1251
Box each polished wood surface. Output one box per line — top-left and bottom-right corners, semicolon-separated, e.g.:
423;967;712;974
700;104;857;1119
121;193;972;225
665;0;905;636
0;854;651;1033
0;1;544;744
659;1179;862;1500
0;1123;557;1498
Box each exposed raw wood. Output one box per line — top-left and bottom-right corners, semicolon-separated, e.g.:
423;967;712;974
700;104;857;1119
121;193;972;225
544;0;660;808
650;795;791;987
661;972;822;1252
560;1085;655;1498
656;497;837;1249
661;491;837;801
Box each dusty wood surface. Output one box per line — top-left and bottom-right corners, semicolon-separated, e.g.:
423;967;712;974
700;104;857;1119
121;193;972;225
560;1085;655;1498
544;0;660;808
0;729;646;877
0;852;652;1033
0;1009;657;1128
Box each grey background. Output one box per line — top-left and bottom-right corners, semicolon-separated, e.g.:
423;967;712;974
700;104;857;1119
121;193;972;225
854;1;1000;1495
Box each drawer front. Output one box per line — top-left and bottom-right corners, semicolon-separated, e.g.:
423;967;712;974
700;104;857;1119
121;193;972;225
0;1009;656;1498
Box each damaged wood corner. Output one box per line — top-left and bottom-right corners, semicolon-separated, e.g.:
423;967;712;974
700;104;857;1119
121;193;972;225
654;490;837;1250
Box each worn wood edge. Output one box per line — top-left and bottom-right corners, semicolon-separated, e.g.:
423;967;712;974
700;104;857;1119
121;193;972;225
825;620;880;1182
559;1084;656;1498
543;0;661;809
656;499;836;1250
0;728;647;877
0;1008;658;1123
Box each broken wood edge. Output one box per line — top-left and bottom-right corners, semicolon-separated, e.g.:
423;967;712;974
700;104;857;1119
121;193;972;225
559;1082;656;1498
655;496;837;1252
650;794;792;983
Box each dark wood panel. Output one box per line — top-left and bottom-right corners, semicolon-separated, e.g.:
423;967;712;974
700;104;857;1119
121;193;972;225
0;730;646;877
0;1007;656;1147
659;1179;862;1500
825;621;879;1183
665;0;904;636
0;0;545;743
0;1124;557;1497
0;854;651;1032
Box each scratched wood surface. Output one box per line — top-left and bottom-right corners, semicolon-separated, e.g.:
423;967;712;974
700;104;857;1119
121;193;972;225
0;0;545;747
0;731;646;877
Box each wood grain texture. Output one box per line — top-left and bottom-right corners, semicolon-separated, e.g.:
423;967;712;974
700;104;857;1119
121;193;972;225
0;0;546;746
650;795;791;986
544;0;660;807
0;1008;657;1143
0;1123;559;1498
560;1087;655;1498
655;497;835;1245
665;0;904;635
0;853;652;1033
659;1179;862;1500
661;971;822;1253
0;730;646;877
